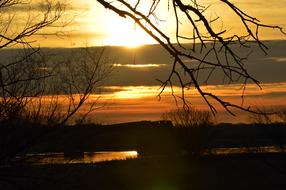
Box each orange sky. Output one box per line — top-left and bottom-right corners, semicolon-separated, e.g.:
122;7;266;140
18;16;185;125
9;0;286;48
60;82;286;124
71;0;286;47
4;1;286;124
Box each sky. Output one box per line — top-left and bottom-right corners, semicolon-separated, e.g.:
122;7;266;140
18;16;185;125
2;0;286;124
10;41;283;124
86;41;286;124
7;0;286;48
70;0;286;47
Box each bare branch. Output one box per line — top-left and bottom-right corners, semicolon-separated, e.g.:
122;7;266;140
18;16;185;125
96;0;285;115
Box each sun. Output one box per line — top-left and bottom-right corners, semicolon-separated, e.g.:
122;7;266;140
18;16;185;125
105;25;155;48
84;1;158;48
103;14;156;47
106;31;150;48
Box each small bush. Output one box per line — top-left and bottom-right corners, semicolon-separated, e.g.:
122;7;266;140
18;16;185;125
161;107;213;127
161;107;214;156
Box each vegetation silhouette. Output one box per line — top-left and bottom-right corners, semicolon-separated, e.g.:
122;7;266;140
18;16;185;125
161;107;213;127
96;0;285;115
0;0;112;172
1;1;286;189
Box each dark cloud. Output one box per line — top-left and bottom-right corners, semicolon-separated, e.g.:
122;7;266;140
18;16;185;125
1;40;286;86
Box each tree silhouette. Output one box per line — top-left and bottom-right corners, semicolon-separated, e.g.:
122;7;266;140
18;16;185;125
96;0;285;115
0;0;66;123
0;0;65;48
0;1;113;125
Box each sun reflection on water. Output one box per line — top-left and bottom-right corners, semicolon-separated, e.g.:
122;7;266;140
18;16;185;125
17;151;139;165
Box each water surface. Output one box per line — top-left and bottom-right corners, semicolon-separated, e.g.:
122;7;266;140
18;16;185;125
16;151;138;165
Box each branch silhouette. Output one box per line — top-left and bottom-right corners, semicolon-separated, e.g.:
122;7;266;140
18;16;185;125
96;0;285;115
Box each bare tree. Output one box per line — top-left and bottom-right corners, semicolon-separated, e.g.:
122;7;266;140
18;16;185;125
0;1;113;173
0;0;65;48
0;48;112;126
0;0;66;123
96;0;285;115
0;1;114;124
0;0;66;168
56;47;113;125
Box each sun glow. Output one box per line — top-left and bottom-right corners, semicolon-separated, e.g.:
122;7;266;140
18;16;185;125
92;1;157;48
105;26;156;48
13;0;286;47
111;86;157;99
113;63;165;68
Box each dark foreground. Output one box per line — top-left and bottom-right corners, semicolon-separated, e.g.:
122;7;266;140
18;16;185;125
1;154;286;190
1;121;286;189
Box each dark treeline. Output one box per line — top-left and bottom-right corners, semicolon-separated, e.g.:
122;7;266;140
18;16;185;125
1;121;286;157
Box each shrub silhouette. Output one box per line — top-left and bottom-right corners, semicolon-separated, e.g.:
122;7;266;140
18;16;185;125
161;107;214;156
161;107;213;127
